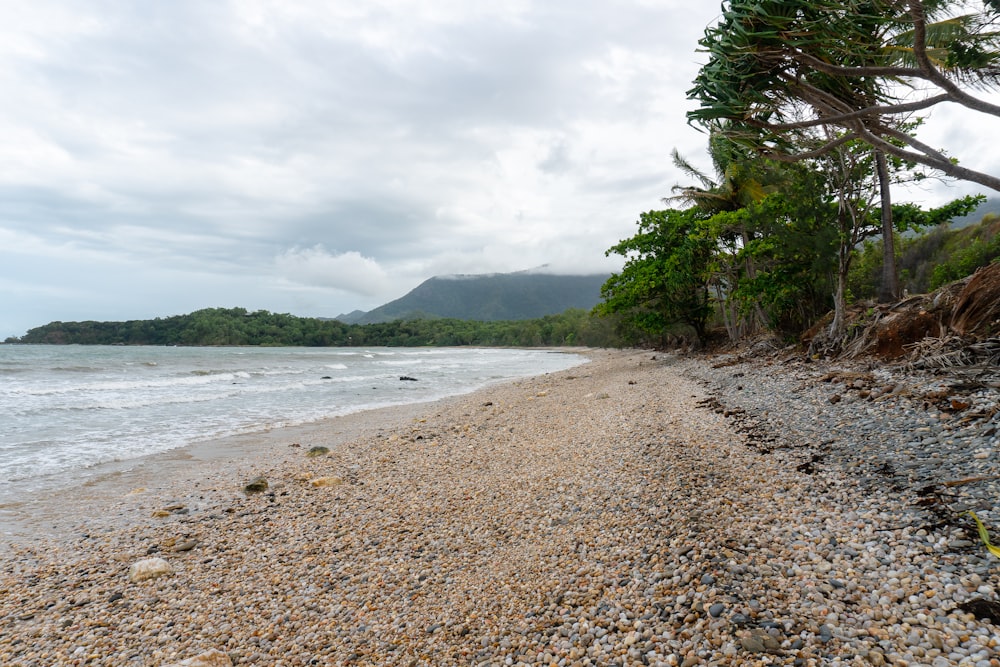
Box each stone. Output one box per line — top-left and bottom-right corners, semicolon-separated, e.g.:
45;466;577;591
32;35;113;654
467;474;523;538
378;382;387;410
310;476;344;488
172;539;199;552
244;476;268;494
306;446;330;458
740;636;766;653
128;557;173;583
866;650;886;666
708;603;725;618
163;648;233;667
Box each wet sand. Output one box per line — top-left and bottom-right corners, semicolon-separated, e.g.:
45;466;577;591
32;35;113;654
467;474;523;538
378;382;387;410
0;388;485;546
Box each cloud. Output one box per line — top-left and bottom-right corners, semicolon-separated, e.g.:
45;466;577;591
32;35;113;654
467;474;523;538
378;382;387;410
1;0;995;339
274;246;391;296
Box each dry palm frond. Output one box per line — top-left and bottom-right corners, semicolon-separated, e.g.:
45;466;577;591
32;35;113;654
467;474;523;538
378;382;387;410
837;311;886;360
906;336;1000;371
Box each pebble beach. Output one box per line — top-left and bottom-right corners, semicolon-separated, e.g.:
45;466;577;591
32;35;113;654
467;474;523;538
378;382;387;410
2;348;999;666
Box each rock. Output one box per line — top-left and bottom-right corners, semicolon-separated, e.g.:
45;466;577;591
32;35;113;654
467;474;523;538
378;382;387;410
950;398;971;411
867;649;886;666
400;375;418;381
151;510;172;518
244;476;268;494
310;476;344;488
163;648;233;667
172;539;199;552
740;636;766;653
306;446;330;458
128;557;173;583
708;603;725;617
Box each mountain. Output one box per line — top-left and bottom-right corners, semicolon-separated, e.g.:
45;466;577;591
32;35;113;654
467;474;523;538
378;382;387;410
336;271;610;324
950;196;1000;230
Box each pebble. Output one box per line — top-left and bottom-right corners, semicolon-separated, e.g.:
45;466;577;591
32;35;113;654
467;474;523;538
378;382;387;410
1;350;998;666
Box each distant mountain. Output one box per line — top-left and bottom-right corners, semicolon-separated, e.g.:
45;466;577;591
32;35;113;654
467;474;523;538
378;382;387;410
336;271;610;324
952;196;1000;229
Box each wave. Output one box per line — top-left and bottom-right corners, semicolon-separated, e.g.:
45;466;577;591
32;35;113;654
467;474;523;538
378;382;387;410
0;346;587;501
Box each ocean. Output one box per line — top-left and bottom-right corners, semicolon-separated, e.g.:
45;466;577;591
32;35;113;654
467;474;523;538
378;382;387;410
0;345;585;507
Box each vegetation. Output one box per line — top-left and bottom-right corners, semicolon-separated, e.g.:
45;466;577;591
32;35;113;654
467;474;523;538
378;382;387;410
688;0;1000;192
596;153;985;347
340;272;609;324
591;1;1000;350
849;211;1000;297
596;208;715;344
6;307;623;348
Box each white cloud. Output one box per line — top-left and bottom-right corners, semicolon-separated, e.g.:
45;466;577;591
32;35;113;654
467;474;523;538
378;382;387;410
274;246;391;296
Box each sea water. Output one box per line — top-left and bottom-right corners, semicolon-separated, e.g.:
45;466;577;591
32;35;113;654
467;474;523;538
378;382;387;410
0;345;584;506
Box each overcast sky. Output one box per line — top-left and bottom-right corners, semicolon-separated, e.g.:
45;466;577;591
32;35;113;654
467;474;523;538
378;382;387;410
2;1;998;338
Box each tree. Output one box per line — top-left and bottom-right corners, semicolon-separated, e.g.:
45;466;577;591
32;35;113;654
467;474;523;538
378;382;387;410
671;132;795;335
596;208;715;343
688;0;1000;191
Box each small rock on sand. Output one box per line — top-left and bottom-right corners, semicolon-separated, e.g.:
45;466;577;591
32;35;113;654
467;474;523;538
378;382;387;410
309;476;343;488
128;557;172;583
163;648;232;667
243;476;268;493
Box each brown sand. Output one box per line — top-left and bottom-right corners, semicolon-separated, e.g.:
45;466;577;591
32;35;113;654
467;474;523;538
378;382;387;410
2;349;997;666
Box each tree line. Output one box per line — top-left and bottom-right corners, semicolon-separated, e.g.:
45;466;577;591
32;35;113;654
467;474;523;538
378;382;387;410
6;307;623;348
595;1;1000;350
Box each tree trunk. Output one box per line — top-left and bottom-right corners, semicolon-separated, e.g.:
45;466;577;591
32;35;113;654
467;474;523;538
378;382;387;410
830;238;850;341
739;226;771;332
875;149;900;302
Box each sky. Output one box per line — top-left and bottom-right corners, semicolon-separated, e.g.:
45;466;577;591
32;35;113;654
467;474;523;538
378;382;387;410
2;1;999;339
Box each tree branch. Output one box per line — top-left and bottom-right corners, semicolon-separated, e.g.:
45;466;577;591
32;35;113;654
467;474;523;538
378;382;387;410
854;121;1000;191
789;48;926;80
906;0;1000;116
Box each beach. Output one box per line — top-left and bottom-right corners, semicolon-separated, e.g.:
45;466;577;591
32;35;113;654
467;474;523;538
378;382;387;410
2;348;999;666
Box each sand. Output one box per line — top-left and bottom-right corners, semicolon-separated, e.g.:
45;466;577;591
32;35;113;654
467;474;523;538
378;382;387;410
1;348;998;667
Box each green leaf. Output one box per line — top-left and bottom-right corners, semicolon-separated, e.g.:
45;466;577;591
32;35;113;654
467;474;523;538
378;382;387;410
968;511;1000;559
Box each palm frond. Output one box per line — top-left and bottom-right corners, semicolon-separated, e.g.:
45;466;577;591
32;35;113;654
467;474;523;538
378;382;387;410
671;148;717;190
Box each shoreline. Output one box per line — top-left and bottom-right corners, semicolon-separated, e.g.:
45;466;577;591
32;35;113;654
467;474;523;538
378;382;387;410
0;399;438;546
2;348;998;666
1;347;589;546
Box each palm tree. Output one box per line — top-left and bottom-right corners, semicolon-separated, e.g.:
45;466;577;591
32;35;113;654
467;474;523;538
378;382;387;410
668;132;783;338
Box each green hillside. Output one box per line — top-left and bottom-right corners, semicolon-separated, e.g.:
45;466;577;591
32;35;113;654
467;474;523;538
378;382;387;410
338;271;610;324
